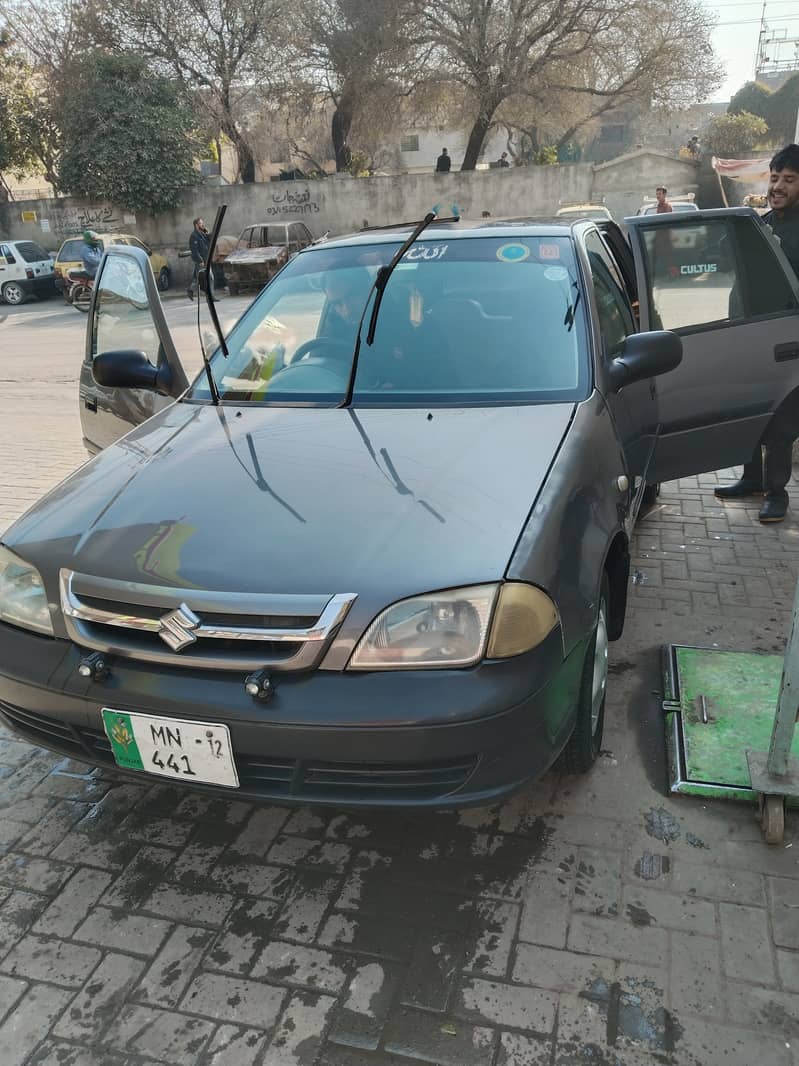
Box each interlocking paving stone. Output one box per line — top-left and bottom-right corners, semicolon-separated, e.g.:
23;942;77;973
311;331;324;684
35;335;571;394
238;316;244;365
1;934;101;988
207;898;281;976
567;914;669;968
53;953;146;1041
770;876;799;950
34;867;114;937
719;902;777;984
329;961;402;1051
136;924;214;1009
74;905;173;957
251;940;348;994
200;1023;267;1066
104;1003;215;1063
669;930;724;1018
0;973;27;1023
180;971;286;1029
262;990;336;1066
455;977;557;1033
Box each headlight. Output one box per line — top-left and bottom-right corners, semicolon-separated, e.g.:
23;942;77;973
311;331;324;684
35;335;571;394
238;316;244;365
348;582;560;670
0;544;54;636
348;585;499;669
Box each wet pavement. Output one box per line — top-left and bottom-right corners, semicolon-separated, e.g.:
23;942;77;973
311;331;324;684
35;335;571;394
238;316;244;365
0;300;797;1065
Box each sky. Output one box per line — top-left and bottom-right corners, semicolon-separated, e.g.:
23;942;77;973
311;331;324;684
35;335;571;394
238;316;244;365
703;0;799;101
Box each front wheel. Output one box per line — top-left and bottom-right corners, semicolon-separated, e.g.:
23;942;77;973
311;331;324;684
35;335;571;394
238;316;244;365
559;576;609;774
1;281;26;306
157;267;171;292
72;284;92;313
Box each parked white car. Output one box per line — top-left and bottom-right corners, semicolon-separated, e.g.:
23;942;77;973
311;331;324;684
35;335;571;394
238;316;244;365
0;239;56;305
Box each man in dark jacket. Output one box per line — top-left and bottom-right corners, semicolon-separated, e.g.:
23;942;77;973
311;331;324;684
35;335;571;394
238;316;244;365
187;218;210;301
435;148;451;173
715;143;799;522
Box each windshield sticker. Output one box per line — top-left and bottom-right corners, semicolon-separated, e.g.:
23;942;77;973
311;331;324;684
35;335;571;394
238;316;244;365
544;266;569;282
496;243;531;263
404;244;448;261
539;243;561;260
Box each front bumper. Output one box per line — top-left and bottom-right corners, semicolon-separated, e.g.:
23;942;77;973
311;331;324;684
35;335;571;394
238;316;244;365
0;622;583;808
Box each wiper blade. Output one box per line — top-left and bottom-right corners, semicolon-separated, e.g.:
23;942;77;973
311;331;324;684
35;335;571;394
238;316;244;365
196;205;228;405
366;211;436;346
340;211;437;409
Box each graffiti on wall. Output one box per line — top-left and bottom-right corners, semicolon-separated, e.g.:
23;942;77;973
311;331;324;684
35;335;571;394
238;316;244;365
50;205;131;236
265;188;322;217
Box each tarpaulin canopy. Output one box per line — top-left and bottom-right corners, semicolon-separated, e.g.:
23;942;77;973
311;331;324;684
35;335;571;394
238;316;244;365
711;156;771;183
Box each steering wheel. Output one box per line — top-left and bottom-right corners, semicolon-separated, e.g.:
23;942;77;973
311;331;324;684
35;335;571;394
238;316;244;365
267;357;349;391
292;337;352;363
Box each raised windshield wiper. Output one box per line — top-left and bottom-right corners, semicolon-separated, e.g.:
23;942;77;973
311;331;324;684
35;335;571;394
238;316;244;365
196;204;229;405
340;210;438;408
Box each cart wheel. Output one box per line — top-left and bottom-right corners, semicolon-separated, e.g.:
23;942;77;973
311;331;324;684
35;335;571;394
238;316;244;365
758;793;785;845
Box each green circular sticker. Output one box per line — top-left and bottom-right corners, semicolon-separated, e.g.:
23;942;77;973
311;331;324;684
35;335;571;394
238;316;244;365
496;243;531;263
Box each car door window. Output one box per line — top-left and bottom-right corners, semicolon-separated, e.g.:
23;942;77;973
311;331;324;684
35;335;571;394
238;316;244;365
0;244;17;264
638;216;798;333
125;236;150;255
237;228;254;250
585;231;634;358
91;254;163;368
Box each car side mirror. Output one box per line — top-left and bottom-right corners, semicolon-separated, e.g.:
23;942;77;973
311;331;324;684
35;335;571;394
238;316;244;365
608;331;682;392
93;349;174;395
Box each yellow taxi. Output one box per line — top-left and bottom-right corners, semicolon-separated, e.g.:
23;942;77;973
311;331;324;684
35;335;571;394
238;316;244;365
54;234;171;293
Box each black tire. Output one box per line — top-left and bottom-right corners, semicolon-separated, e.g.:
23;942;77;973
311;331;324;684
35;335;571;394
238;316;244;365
157;267;171;292
559;575;609;774
72;284;92;313
1;280;26;306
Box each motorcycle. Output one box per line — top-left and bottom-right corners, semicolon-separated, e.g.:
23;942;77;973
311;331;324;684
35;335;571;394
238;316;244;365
64;269;94;313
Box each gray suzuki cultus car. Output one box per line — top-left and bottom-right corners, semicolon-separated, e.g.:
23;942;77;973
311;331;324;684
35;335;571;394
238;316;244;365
2;209;798;807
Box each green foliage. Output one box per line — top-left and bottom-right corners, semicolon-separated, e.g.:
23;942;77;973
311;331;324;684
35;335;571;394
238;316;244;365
728;81;772;119
0;33;37;177
767;74;799;143
59;51;201;213
703;111;769;156
534;145;558;166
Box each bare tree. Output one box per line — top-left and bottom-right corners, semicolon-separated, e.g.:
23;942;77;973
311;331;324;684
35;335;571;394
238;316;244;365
87;0;289;182
420;0;721;170
298;0;426;171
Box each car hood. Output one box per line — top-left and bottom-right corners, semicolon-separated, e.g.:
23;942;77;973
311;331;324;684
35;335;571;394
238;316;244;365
6;402;575;606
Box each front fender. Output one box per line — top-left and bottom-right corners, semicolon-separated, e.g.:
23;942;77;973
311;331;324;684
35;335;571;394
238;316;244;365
507;392;628;652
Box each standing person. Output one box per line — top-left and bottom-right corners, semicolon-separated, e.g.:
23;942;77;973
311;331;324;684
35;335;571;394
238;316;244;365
687;136;701;160
715;143;799;523
496;151;510;168
435;148;451;174
187;217;210;301
655;186;672;213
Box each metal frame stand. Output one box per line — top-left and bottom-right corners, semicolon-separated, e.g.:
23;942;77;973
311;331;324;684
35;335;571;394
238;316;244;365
746;576;799;844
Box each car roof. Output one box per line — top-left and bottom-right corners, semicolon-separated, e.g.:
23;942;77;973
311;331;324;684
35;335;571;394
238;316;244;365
57;233;135;247
315;216;580;250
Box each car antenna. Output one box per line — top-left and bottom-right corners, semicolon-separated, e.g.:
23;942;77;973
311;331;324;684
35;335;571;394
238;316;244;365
196;205;228;405
340;209;439;409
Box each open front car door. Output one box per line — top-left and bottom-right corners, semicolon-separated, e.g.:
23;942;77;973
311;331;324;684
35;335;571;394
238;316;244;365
626;207;799;483
79;244;189;454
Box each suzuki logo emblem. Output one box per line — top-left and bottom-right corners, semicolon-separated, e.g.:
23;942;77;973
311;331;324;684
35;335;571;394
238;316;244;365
158;603;201;651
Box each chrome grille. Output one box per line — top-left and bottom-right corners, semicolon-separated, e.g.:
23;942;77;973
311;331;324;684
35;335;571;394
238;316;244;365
60;569;356;672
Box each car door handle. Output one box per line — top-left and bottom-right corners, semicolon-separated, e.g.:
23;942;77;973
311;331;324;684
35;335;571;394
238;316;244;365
775;343;799;362
84;397;97;412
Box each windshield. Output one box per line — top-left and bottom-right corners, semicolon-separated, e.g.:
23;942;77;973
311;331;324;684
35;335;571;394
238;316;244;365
59;238;94;260
189;235;589;406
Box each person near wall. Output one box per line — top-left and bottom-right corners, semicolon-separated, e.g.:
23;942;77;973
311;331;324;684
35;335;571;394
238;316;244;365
496;151;511;168
187;217;210;301
715;143;799;523
435;148;451;174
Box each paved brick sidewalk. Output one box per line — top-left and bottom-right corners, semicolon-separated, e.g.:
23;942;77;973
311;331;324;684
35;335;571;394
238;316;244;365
0;357;797;1064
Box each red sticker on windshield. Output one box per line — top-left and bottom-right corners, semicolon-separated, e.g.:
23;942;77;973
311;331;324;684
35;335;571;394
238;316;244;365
539;243;561;260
